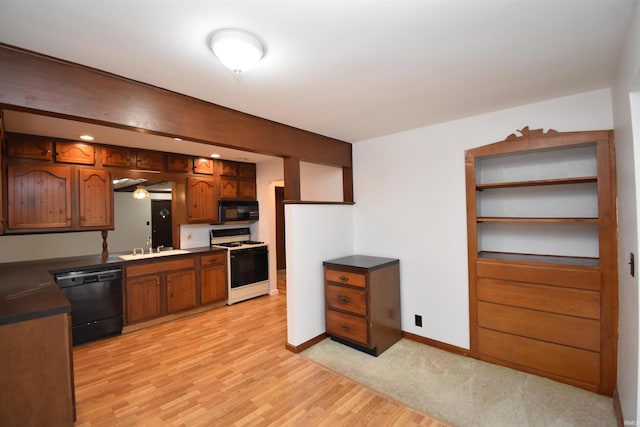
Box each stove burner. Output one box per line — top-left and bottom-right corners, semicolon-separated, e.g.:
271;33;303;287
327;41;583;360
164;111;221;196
217;242;242;248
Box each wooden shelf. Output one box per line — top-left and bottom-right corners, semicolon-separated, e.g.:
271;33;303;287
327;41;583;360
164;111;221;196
476;176;597;190
478;251;599;267
477;217;598;223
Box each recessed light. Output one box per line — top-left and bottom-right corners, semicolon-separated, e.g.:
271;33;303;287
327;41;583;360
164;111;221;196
210;153;221;158
79;134;94;141
173;137;182;141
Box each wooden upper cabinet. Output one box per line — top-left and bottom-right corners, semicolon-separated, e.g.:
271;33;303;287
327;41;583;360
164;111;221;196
167;154;190;172
186;176;218;223
7;164;72;230
220;177;238;199
6;133;53;161
102;146;133;167
79;168;113;229
238;180;257;199
135;150;163;171
220;160;238;177
55;141;95;165
219;162;256;199
238;163;256;178
193;158;214;175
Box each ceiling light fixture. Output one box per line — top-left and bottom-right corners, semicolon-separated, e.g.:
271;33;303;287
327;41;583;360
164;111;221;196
210;153;220;158
208;29;265;73
132;185;150;200
79;134;94;141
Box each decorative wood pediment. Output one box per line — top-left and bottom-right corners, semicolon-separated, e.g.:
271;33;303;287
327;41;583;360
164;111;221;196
505;126;558;141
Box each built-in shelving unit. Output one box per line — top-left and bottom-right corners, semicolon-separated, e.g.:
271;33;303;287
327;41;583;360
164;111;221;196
465;127;618;396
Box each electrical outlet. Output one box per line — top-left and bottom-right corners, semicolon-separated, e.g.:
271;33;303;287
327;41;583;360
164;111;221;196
414;314;422;327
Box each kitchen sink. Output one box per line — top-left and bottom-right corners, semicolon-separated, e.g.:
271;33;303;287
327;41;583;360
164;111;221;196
118;249;190;261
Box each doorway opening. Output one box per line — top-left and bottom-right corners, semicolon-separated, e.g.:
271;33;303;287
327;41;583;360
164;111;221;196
275;186;286;294
151;199;173;249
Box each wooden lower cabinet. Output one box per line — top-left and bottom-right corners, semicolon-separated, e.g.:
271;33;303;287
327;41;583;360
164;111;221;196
323;255;401;356
0;313;74;426
200;252;227;304
126;275;162;323
124;251;227;325
125;257;196;324
167;270;197;313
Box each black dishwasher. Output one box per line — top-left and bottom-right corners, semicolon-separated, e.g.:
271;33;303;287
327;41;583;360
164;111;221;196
55;267;123;345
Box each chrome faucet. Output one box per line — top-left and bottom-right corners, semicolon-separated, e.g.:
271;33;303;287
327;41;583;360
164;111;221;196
147;236;153;254
156;245;164;253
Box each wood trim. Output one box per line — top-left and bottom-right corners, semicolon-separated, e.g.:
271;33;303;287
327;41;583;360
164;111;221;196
465;153;479;358
596;133;619;395
283;157;301;200
342;165;354;203
285;333;329;353
613;389;624;427
0;44;352;168
401;331;470;357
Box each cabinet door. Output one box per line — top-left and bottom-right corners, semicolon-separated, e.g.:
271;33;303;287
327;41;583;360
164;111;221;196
219;177;238;199
238;163;256;178
167;154;190;172
186;177;218;223
220;160;238;177
6;133;52;160
238;179;256;199
7;164;72;229
135;150;163;171
126;275;162;323
167;270;196;313
79;168;113;228
193;158;214;175
201;264;227;304
102;146;133;167
55;141;95;165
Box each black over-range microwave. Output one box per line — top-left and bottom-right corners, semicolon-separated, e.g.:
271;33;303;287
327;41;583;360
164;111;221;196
219;200;259;223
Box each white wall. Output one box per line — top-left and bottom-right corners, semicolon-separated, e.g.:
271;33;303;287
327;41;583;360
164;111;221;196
612;1;640;422
0;231;104;262
285;203;354;346
300;161;343;202
352;88;613;349
108;192;170;253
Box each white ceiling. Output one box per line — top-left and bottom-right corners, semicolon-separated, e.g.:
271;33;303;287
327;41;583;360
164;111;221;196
0;0;635;145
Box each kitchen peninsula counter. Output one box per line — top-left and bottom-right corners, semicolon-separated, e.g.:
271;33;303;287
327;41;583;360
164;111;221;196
0;247;224;326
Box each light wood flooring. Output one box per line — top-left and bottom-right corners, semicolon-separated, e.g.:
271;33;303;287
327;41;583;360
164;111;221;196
73;293;448;426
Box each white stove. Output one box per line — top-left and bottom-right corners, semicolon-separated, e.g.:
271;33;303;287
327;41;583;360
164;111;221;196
210;228;269;304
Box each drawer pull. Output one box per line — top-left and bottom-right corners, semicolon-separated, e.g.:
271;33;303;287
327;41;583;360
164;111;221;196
339;275;349;282
340;324;350;331
339;295;350;304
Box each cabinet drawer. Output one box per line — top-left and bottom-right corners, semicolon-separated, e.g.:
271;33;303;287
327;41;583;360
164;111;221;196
126;257;196;277
326;310;368;346
201;252;227;266
326;284;366;316
325;269;366;288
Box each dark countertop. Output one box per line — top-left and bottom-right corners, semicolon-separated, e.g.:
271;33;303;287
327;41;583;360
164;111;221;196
323;255;399;271
0;246;225;326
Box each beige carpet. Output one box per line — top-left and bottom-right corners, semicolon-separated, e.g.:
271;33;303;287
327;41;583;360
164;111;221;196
302;338;617;427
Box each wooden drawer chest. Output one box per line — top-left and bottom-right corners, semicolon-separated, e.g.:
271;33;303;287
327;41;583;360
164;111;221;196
323;255;401;356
